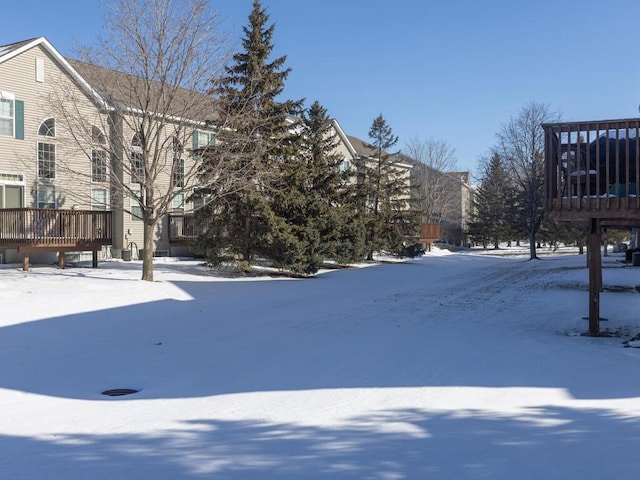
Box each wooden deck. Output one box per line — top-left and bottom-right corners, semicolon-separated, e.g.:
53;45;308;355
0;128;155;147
543;118;640;336
543;118;640;224
168;213;198;244
418;223;441;251
0;208;112;269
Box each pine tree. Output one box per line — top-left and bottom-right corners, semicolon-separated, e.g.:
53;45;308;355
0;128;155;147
468;152;516;248
195;0;302;271
357;114;417;259
301;101;365;265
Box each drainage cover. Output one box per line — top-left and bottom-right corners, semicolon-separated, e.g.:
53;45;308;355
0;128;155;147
101;388;139;397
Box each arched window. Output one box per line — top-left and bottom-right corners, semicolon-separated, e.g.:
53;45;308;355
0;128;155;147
92;125;106;144
37;118;55;137
37;118;56;179
91;126;107;182
132;131;143;148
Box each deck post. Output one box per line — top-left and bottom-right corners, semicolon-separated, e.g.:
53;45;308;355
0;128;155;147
92;251;98;268
587;218;602;336
22;253;29;272
58;251;65;269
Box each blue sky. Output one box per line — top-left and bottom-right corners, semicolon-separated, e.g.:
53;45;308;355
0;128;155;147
4;0;640;177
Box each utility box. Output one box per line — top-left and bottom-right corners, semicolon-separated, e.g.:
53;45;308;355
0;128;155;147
122;249;132;261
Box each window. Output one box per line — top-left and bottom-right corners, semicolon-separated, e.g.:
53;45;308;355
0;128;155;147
172;157;184;187
37;185;56;208
0;184;23;208
338;158;351;172
130;188;143;221
173;136;184;154
131;131;145;183
91;126;108;182
91;188;107;210
193;130;215;150
38;118;55;137
92;125;106;144
130;151;144;183
0;93;14;137
171;193;184;211
132;131;144;148
37;142;56;179
0;91;23;139
92;149;108;182
0;173;24;209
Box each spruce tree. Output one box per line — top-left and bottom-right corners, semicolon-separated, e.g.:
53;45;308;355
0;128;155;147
195;0;302;271
302;101;365;265
357;114;417;259
468;152;516;248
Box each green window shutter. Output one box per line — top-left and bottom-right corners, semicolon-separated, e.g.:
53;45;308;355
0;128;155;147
192;130;198;150
15;100;24;140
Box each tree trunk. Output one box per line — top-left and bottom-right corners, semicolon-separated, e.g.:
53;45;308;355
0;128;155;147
529;233;537;259
142;220;155;281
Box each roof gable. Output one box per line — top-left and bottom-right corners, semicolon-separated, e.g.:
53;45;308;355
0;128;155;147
0;37;108;110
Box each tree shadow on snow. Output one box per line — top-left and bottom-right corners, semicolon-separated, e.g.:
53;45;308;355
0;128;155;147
1;405;639;479
0;258;638;401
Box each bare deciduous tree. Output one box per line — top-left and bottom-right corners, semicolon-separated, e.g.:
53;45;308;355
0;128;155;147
48;0;252;281
497;101;560;259
404;137;459;224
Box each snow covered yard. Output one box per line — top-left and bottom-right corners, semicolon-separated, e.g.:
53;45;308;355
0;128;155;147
0;249;639;479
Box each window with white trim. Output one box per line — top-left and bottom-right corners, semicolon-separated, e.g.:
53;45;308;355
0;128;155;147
171;193;184;211
193;130;215;149
130;188;143;221
37;142;56;179
91;188;107;211
37;118;56;179
92;149;108;182
338;157;351;172
0;93;14;137
172;157;184;187
91;126;108;182
0;173;24;208
131;131;145;183
38;118;55;137
37;185;56;208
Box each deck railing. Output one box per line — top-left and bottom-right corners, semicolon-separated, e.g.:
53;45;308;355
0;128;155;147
0;208;112;247
168;213;199;244
543;119;640;220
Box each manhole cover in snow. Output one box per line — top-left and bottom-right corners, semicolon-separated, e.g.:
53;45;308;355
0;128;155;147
101;388;139;397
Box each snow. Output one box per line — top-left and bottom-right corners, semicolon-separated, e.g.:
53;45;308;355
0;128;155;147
1;248;639;479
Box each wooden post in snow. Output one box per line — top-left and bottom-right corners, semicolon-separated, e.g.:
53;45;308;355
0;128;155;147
587;218;602;336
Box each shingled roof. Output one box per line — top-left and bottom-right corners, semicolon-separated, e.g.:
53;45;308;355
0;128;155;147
67;58;218;124
0;38;41;58
347;135;412;169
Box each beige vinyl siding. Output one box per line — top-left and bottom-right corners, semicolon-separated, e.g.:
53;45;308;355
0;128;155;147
1;41;201;255
119;121;198;253
0;44;106;210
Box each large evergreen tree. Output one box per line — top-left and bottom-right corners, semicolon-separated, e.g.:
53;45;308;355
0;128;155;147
357;114;417;260
195;0;302;271
302;101;365;266
468;152;517;248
